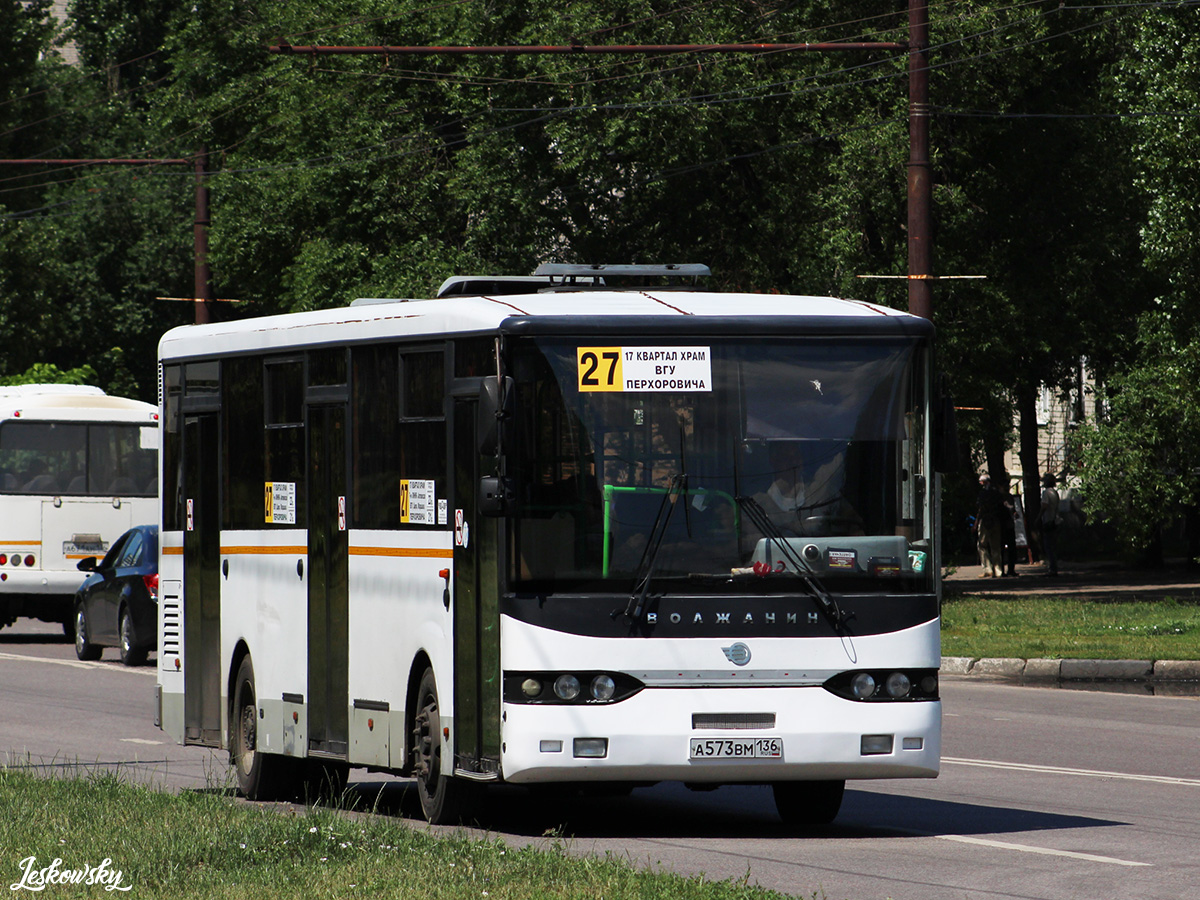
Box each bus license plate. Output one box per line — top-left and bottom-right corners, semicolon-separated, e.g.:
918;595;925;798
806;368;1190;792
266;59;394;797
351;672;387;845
689;737;782;760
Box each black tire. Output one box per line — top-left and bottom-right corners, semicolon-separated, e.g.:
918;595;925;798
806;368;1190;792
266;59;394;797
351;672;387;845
231;656;295;800
73;601;102;661
118;607;148;667
411;667;469;824
772;780;845;826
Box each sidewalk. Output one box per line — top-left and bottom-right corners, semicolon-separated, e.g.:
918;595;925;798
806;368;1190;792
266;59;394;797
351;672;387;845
940;558;1200;692
943;557;1200;602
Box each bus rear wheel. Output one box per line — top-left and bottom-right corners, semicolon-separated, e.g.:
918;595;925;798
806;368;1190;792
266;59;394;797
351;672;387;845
412;667;468;825
232;656;295;800
772;780;845;826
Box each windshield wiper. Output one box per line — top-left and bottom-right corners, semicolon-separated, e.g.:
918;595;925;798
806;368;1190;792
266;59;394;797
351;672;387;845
621;473;686;623
735;495;846;632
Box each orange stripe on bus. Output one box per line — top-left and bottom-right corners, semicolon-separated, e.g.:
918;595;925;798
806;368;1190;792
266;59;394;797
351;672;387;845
350;546;454;559
0;541;41;546
167;545;453;558
221;545;308;555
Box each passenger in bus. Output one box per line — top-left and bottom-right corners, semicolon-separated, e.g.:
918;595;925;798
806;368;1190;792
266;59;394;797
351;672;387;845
21;459;59;493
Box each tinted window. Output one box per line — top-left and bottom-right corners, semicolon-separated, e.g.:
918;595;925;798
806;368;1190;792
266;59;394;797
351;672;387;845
401;352;443;420
223;356;265;528
119;531;145;567
351;345;400;528
351;344;446;529
0;422;155;497
265;360;304;427
162;364;182;529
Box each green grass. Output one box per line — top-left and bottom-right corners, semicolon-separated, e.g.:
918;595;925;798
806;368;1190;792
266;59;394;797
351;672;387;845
0;769;823;900
941;594;1200;660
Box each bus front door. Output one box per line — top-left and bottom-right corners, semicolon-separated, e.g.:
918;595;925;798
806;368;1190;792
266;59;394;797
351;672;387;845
183;413;221;746
307;402;349;758
452;397;501;778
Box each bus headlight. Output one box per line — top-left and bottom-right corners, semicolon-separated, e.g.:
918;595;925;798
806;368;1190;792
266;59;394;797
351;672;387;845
553;675;581;701
823;669;939;702
504;671;644;705
885;672;912;699
851;673;877;699
590;675;616;701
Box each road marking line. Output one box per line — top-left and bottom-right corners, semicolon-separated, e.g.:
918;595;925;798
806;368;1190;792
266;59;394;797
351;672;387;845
0;651;153;675
943;756;1200;787
120;738;162;745
937;835;1150;867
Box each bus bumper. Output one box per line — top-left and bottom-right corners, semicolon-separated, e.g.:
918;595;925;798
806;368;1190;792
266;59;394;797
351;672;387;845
500;686;940;784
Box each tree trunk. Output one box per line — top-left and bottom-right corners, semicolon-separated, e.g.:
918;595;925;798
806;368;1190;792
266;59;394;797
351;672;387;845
982;427;1007;487
1016;384;1042;560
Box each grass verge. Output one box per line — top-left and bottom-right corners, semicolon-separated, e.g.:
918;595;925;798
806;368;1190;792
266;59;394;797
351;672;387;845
941;594;1200;660
0;769;818;900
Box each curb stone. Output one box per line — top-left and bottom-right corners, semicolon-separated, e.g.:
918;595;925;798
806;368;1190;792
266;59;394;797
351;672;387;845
1153;660;1200;680
1060;659;1153;681
940;657;975;675
943;657;1200;685
1022;658;1062;682
969;657;1026;678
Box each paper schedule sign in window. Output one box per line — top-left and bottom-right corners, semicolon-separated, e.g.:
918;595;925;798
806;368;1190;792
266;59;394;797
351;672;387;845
577;347;712;393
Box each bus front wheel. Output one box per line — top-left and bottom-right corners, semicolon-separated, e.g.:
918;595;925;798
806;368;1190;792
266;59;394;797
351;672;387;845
232;656;294;800
412;667;468;825
772;779;845;826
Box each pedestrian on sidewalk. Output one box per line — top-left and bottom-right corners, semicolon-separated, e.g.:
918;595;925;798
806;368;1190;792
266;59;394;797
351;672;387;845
1040;473;1061;576
975;473;1004;577
1000;478;1019;576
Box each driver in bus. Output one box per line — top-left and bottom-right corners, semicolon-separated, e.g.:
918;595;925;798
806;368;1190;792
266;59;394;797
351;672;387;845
748;440;862;538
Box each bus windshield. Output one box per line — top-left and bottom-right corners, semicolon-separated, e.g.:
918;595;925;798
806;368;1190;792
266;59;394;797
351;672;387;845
509;335;932;593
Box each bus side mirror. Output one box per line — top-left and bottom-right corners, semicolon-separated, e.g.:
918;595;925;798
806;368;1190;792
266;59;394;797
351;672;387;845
478;376;514;458
934;390;961;474
479;475;515;517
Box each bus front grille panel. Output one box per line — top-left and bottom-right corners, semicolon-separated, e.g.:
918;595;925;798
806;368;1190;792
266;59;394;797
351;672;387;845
691;713;776;730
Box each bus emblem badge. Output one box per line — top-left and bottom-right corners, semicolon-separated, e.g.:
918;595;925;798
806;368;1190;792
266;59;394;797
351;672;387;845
722;643;752;666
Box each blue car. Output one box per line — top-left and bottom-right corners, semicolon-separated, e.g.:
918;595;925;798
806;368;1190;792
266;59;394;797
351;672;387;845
73;524;158;666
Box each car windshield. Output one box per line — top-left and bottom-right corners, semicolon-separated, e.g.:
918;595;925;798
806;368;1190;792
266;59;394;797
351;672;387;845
508;335;933;593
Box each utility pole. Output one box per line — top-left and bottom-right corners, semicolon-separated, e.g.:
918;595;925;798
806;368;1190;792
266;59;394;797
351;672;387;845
269;4;935;319
0;152;214;324
907;0;932;321
193;148;213;325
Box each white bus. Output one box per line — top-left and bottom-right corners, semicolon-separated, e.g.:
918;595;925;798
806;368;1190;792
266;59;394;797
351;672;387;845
155;265;952;825
0;384;159;633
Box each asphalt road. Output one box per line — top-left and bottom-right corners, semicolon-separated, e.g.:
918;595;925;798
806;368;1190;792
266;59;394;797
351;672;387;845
2;617;1198;900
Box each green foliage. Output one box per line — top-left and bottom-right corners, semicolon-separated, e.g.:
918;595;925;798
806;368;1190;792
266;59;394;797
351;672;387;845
1074;315;1200;555
0;0;1196;500
0;361;97;386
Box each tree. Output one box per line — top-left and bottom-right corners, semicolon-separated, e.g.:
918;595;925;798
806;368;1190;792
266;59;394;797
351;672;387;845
929;2;1153;511
0;0;190;401
1075;315;1200;563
